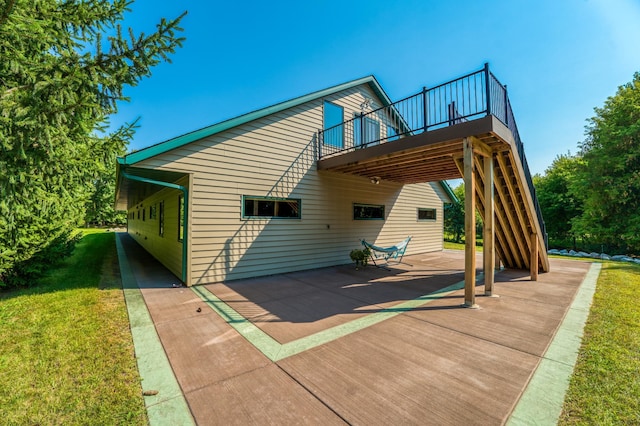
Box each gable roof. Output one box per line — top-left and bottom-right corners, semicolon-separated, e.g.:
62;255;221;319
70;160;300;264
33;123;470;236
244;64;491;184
118;75;392;166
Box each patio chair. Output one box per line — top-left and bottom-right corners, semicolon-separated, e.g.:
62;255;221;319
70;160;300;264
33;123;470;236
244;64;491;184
361;236;412;267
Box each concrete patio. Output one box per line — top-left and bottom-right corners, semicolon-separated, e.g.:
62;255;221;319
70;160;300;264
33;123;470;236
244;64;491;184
116;233;597;425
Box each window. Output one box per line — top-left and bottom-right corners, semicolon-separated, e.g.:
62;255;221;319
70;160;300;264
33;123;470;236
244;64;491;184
354;114;380;147
418;208;437;221
150;204;157;220
242;196;301;219
353;203;385;220
142;208;146;221
158;201;164;237
178;195;184;242
323;101;344;148
137;209;140;220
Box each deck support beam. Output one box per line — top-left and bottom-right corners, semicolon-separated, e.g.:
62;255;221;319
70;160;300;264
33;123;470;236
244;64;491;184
530;233;539;281
463;138;478;308
483;155;495;295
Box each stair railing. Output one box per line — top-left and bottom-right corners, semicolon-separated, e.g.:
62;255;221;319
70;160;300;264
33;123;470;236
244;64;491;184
487;70;549;249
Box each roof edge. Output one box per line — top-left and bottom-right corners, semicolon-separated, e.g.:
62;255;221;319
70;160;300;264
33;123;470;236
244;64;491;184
121;75;391;166
439;181;458;203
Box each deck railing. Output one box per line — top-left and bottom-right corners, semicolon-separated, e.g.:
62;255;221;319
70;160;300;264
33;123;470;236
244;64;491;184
318;63;547;248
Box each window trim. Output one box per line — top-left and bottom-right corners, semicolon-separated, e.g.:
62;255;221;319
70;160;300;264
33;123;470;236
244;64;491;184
242;195;302;220
417;207;437;221
353;203;385;221
158;201;165;237
178;195;184;242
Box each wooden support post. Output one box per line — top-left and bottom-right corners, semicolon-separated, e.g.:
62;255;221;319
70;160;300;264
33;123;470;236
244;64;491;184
530;232;539;281
483;155;495;295
463;138;478;308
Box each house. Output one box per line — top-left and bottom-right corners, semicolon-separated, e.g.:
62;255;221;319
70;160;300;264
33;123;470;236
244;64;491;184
115;75;455;287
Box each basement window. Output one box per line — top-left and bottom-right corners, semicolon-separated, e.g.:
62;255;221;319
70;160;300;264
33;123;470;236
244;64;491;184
353;203;385;220
242;196;301;219
417;208;437;221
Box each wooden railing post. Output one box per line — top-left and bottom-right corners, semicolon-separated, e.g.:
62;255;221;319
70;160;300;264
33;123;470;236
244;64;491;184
463;137;478;308
483;154;495;295
530;232;539;281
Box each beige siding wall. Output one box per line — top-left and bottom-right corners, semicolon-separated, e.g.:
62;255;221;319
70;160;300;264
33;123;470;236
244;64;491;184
127;176;189;280
136;84;446;285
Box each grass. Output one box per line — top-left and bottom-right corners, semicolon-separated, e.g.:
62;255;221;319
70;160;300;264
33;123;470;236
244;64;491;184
443;240;483;251
444;240;466;250
559;261;640;425
0;229;147;425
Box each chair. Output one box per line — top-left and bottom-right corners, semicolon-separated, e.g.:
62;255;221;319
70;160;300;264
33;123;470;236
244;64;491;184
361;236;412;267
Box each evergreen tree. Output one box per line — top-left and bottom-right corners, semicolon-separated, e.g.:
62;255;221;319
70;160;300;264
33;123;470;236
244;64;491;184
0;0;185;283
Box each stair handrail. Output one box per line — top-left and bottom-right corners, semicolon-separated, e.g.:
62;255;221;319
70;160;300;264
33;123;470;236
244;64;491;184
487;71;549;249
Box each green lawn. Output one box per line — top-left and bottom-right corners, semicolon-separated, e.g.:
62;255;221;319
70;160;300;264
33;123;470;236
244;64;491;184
444;240;483;251
0;230;147;425
559;261;640;424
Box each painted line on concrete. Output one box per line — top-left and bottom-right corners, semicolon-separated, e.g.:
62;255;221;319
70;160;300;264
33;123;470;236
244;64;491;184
190;285;283;360
116;234;195;426
192;274;484;362
507;262;601;426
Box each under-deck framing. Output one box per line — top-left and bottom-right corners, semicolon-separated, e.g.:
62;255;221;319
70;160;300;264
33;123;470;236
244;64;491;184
318;64;549;307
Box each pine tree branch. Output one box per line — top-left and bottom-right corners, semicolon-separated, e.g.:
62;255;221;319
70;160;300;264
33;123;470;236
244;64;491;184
0;0;16;27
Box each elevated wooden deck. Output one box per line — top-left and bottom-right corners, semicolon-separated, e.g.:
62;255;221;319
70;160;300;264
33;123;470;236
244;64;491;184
318;115;507;183
318;65;549;306
318;114;548;274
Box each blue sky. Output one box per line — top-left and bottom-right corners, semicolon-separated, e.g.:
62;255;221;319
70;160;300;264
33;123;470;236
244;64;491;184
111;0;640;176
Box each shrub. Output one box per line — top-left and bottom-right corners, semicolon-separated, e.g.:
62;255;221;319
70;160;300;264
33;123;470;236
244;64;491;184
0;231;82;289
350;247;371;268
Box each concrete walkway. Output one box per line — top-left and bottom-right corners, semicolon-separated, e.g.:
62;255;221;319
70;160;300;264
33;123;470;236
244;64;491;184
116;233;598;425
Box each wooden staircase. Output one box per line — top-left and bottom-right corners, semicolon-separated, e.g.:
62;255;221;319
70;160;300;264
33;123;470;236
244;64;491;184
455;142;549;273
